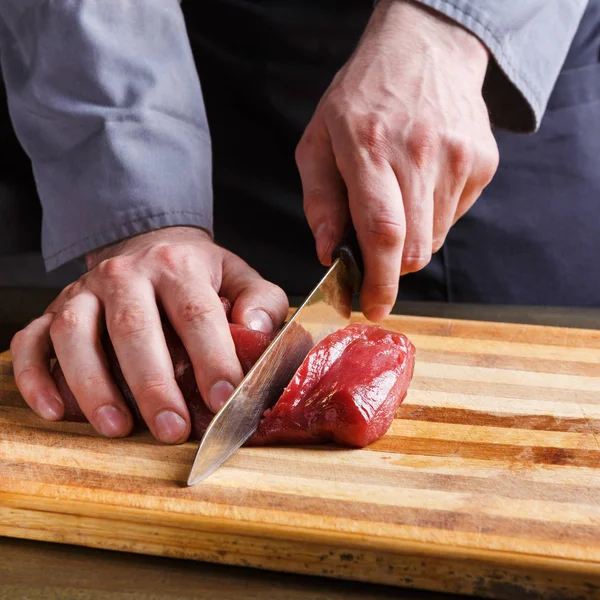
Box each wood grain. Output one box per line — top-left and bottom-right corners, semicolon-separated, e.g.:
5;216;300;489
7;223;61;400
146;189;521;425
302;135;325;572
1;313;600;599
0;536;439;600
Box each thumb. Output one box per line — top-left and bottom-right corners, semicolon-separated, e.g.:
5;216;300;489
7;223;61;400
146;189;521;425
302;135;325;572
296;122;349;266
220;253;289;333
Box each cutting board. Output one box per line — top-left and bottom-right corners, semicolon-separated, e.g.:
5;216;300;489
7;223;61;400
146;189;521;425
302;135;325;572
1;313;600;599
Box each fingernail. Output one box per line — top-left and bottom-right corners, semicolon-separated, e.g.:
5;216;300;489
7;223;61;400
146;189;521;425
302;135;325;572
36;396;63;421
315;223;332;266
209;380;235;413
96;405;130;437
245;309;274;333
155;410;188;444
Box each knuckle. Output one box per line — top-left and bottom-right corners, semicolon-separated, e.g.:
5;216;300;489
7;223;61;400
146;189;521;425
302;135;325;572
365;218;405;250
321;95;347;123
407;122;440;169
97;256;132;283
15;364;44;392
448;137;474;175
110;306;151;340
50;308;84;338
177;297;217;326
262;283;289;316
11;313;53;355
80;373;110;395
134;375;172;401
432;237;446;254
152;243;194;275
367;281;398;304
402;249;432;273
355;115;391;165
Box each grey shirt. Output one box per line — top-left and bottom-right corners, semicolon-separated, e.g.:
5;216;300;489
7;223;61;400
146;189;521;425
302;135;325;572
0;0;588;271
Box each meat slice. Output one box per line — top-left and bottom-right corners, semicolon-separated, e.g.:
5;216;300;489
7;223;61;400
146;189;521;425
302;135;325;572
53;312;415;447
249;323;415;448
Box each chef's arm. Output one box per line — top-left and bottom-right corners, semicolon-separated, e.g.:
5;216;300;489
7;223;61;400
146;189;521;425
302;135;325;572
0;0;213;271
408;0;588;132
297;0;589;320
3;0;289;444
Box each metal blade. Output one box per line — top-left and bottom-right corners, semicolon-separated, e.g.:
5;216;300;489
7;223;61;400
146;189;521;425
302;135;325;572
186;258;353;486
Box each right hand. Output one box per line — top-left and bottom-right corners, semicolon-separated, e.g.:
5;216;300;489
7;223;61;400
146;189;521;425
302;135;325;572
296;0;498;321
10;227;288;444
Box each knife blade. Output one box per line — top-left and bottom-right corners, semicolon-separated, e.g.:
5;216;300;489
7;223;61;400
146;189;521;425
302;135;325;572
186;227;363;486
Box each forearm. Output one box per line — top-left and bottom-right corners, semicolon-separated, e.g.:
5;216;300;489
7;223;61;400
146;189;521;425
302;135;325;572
0;0;213;270
407;0;588;132
367;0;490;83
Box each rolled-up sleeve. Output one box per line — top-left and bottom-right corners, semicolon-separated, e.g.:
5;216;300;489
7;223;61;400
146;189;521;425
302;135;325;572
411;0;588;132
0;0;212;270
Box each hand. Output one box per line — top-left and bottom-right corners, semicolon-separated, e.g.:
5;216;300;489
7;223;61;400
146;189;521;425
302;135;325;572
296;0;499;321
10;227;288;443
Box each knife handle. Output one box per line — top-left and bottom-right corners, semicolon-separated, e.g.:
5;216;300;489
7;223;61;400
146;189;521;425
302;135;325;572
332;224;363;295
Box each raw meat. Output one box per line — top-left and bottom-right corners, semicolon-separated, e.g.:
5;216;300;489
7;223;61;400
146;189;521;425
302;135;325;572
250;323;415;448
53;306;415;447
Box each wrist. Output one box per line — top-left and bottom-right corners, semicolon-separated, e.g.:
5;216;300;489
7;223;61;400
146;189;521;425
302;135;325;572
85;226;213;270
371;0;489;86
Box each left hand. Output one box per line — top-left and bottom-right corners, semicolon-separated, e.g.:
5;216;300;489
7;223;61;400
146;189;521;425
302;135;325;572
10;227;288;443
296;0;499;321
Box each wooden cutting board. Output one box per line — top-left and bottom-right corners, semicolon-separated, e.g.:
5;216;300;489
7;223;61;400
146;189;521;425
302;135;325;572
1;313;599;599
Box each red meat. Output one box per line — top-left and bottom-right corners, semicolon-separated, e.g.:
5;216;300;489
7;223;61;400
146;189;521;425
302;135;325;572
249;323;415;448
53;308;415;448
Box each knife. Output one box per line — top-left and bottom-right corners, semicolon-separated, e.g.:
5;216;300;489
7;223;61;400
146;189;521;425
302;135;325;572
186;227;363;486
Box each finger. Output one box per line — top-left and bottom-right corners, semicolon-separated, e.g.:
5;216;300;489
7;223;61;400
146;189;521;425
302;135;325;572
430;137;478;247
348;166;404;322
49;292;134;438
104;280;190;444
296;122;349;266
396;161;435;275
157;272;244;415
11;313;64;421
220;252;289;333
44;276;89;315
331;143;404;321
453;144;499;225
432;163;467;253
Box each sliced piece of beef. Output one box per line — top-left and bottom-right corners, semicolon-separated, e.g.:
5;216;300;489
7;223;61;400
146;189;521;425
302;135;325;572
248;323;415;448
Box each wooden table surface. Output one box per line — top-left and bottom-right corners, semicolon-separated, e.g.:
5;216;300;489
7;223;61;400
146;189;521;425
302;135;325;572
1;287;599;600
0;536;447;600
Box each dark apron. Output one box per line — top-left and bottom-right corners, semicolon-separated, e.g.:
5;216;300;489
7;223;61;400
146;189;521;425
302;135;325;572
182;0;600;306
1;0;598;306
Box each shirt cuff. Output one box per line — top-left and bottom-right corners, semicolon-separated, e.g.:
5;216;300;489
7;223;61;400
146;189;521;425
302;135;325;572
37;113;214;270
